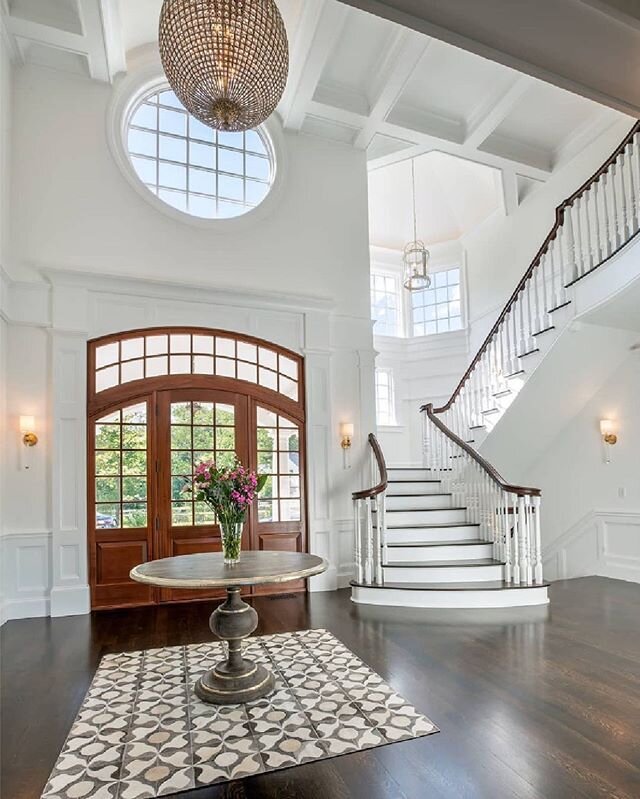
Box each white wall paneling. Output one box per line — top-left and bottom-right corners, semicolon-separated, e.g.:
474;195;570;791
1;269;376;620
543;511;640;583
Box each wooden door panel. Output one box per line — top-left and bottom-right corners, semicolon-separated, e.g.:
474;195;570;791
96;540;148;583
254;530;305;594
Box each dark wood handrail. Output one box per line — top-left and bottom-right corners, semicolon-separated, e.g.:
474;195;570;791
424;404;541;497
352;433;388;500
421;119;640;415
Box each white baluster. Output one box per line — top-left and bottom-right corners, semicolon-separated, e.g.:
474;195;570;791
571;199;585;281
376;491;386;583
502;492;512;583
533;494;543;584
512;498;521;585
581;191;595;276
592;179;605;265
354;499;363;584
365;497;373;585
520;495;532;585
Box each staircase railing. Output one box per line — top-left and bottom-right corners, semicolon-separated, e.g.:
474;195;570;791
352;433;387;585
418;120;640;587
423;120;640;442
424;404;542;585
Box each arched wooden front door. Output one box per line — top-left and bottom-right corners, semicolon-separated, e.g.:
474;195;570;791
87;328;306;610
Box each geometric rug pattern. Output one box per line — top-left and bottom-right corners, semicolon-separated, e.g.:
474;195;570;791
41;628;438;798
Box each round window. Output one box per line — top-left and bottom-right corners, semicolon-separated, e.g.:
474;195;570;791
126;87;275;220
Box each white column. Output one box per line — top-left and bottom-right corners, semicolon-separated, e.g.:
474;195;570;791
49;330;90;617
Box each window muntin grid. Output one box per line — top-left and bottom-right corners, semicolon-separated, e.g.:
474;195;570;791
170;401;236;527
375;368;397;426
370;272;400;336
411;267;462;336
94;403;148;530
94;331;300;404
256;407;301;524
127;88;274;219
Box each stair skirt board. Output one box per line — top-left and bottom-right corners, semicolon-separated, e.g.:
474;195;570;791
385;525;481;544
387;482;444;496
351;584;550;609
375;508;467;525
386;494;453;510
382;564;504;583
385;543;494;562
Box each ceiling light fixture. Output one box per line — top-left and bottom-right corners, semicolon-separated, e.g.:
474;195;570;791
159;0;289;132
403;159;431;291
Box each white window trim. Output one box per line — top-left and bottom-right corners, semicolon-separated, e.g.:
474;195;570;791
404;259;468;340
106;60;288;230
375;367;398;427
370;266;403;338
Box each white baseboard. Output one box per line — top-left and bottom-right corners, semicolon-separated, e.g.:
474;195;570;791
50;585;91;617
2;596;51;622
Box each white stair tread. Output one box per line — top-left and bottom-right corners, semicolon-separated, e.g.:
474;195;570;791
383;520;474;529
350;580;549;591
385;540;485;548
379;506;467;513
383;558;503;568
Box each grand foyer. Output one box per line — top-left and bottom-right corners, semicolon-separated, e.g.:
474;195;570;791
1;0;640;798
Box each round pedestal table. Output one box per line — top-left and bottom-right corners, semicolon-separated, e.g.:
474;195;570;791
130;551;328;705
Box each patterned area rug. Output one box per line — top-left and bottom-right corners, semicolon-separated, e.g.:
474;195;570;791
41;628;438;798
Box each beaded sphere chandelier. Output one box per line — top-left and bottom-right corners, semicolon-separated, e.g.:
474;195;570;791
402;159;431;291
159;0;289;132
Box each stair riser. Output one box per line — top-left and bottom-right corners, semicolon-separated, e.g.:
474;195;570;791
388;468;431;481
379;508;466;526
386;495;452;510
351;585;550;609
385;526;481;544
383;564;504;583
385;544;494;562
387;482;442;496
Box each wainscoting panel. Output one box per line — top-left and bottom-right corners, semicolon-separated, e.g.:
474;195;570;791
0;531;52;622
543;510;640;584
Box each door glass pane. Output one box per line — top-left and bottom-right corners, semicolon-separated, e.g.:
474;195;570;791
170;400;236;526
94;404;148;530
256;407;302;525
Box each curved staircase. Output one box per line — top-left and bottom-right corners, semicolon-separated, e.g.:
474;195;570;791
352;120;640;610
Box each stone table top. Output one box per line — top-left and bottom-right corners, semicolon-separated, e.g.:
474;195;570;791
130;551;328;589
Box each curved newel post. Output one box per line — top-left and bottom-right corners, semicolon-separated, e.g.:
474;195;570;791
352;433;388;586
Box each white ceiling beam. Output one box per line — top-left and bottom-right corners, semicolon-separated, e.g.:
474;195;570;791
464;75;534;149
98;0;127;80
501;169;519;215
353;28;432;149
280;0;350;131
5;16;86;54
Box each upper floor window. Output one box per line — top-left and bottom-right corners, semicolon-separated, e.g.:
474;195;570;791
370;272;400;336
127;87;274;220
411;267;462;336
375;368;397;426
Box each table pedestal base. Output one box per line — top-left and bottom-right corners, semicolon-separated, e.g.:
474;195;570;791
194;586;275;705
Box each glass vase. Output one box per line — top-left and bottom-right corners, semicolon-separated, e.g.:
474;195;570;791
221;521;243;565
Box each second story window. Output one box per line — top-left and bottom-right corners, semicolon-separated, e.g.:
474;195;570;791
370;273;400;336
411;267;462;336
375;368;397;426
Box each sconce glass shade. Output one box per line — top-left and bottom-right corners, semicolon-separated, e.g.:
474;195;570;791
340;423;354;438
19;415;35;433
599;419;616;436
402;241;431;291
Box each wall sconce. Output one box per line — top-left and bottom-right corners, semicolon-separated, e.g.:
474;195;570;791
19;415;37;471
20;415;38;447
600;419;617;463
340;422;354;470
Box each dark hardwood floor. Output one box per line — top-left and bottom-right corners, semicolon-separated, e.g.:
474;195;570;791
2;576;640;799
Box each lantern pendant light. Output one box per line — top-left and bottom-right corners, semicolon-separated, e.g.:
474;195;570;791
159;0;289;133
402;159;431;291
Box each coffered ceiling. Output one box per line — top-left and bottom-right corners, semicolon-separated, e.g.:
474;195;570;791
1;0;627;215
